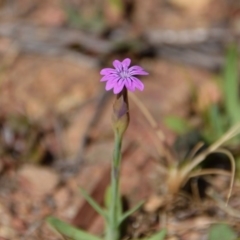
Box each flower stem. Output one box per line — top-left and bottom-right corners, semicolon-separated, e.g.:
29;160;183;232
106;131;122;240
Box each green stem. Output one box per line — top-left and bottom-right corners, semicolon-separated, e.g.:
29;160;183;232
106;132;122;240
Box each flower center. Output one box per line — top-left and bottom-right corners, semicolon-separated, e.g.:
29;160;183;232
119;70;130;79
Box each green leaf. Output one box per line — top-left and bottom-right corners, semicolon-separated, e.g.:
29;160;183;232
208;224;237;240
223;44;240;125
80;187;108;220
47;217;102;240
118;200;144;225
143;229;167;240
164;116;190;134
208;104;225;139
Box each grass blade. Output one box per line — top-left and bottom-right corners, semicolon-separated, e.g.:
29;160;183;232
208;104;224;139
223;44;240;125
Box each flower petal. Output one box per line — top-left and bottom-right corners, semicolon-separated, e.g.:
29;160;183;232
124;78;135;91
113;60;123;72
100;58;148;93
122;58;131;69
129;66;148;75
105;80;117;91
130;77;144;91
100;75;109;82
100;68;117;75
113;81;124;94
101;74;120;82
130;70;149;76
128;66;143;72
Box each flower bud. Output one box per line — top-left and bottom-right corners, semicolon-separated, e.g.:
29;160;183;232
112;87;130;138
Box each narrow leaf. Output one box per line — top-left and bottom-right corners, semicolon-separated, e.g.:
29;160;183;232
47;217;102;240
118;201;144;225
148;229;166;240
143;229;167;240
208;224;237;240
80;187;108;220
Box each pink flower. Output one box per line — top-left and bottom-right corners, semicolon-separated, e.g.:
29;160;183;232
100;58;148;94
